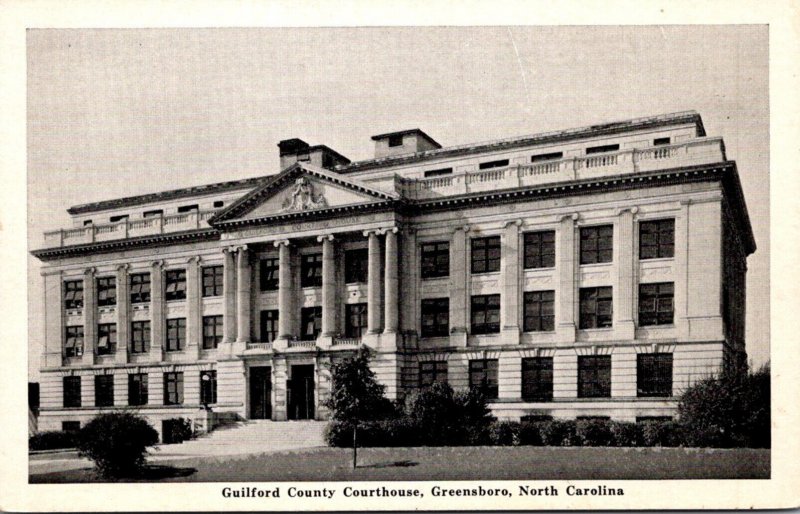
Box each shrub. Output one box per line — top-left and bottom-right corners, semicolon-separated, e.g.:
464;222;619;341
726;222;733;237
575;419;614;446
610;421;641;447
517;421;546;446
76;412;159;478
29;430;79;451
163;418;194;444
540;419;577;446
640;420;683;447
324;419;420;448
489;421;520;446
405;382;495;446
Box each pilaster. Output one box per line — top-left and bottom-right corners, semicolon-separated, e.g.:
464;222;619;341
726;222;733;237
222;247;237;345
82;267;97;366
114;264;130;364
149;260;165;362
449;225;470;347
556;214;578;344
186;256;202;359
501;219;522;344
383;226;399;336
235;246;251;350
614;207;637;340
399;226;418;349
42;271;64;368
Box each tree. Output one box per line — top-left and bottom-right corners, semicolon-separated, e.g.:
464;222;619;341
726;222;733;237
77;411;159;478
324;348;394;467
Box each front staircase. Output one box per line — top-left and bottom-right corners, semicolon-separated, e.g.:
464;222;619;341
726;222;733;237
155;420;328;458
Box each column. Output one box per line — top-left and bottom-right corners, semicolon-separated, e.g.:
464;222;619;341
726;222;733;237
383;227;399;334
365;230;382;334
275;240;293;344
449;225;469;347
319;235;337;339
556;214;578;344
186;256;202;357
221;248;236;344
82;267;97;365
615;208;637;340
235;246;251;344
115;264;130;364
149;260;165;361
501;220;522;344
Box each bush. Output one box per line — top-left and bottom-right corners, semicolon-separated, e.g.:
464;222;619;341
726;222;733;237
677;364;770;448
575;419;614;446
405;382;495;446
640;420;683;447
163;418;194;444
325;419;420;448
77;412;159;477
517;421;546;446
29;430;79;451
610;421;641;447
540;419;577;446
489;421;520;446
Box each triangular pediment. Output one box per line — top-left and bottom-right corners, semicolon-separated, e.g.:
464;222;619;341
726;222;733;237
210;163;398;224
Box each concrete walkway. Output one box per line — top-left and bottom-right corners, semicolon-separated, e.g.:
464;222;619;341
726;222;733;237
29;420;328;476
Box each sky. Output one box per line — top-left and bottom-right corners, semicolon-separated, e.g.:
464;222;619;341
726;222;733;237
26;26;770;379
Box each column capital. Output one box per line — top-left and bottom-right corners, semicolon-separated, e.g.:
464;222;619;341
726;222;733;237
363;229;380;238
615;206;639;216
503;219;523;228
559;212;580;222
234;244;249;253
186;255;202;264
84;266;97;276
115;263;130;272
316;234;335;243
151;259;165;270
377;226;399;236
273;239;291;248
453;224;471;234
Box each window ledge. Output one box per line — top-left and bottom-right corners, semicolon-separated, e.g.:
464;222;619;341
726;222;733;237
166;299;187;304
639;257;675;264
523;266;556;272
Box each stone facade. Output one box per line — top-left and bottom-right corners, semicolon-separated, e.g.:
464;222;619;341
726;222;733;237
32;111;755;439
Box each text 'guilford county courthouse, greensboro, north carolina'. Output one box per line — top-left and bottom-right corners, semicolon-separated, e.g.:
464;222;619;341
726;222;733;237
32;111;755;440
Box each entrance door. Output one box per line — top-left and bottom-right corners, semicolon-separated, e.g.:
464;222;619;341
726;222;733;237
249;367;272;420
287;365;315;420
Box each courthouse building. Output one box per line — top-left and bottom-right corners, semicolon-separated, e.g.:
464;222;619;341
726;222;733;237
32;111;755;436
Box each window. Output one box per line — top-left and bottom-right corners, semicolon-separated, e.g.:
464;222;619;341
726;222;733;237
531;151;563;162
639;219;674;259
580;225;613;264
129;273;151;304
63;376;81;408
479;159;509;170
64;326;84;357
62;421;80;432
83;220;93;226
96;276;116;307
163;372;184;405
653;137;671;146
421;298;449;337
419;361;448;389
345;303;368;338
586;143;620;154
523;230;555;269
471;294;501;334
202;266;224;297
177;204;198;213
579;287;613;329
260;257;279;291
301;254;323;288
95;375;114;407
202;315;223;349
130;321;151;354
522;357;553;401
260;310;279;342
166;318;186;351
471;236;501;274
64;280;84;309
200;370;217;405
301;307;322;341
213;200;224;208
637;353;673;397
143;209;163;217
523;291;555;332
639;282;674;326
423;167;453;177
469;359;499;399
109;214;129;223
578;355;612;398
344;249;369;284
388;134;404;147
128;373;148;406
97;323;117;355
420;242;449;279
165;269;186;301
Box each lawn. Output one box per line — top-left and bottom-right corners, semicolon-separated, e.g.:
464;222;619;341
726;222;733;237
30;446;769;483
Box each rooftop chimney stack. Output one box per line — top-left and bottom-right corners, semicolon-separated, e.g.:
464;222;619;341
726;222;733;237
371;129;442;159
277;138;350;171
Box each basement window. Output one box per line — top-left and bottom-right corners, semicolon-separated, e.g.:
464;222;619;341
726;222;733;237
478;159;509;170
653;137;671;146
388;134;404;147
585;144;620;155
531;151;563;162
177;204;199;213
424;168;453;177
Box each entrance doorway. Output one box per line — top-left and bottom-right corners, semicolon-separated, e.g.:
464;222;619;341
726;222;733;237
287;364;315;420
249;367;272;420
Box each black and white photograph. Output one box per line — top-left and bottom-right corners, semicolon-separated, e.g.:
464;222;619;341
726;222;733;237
2;1;798;511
